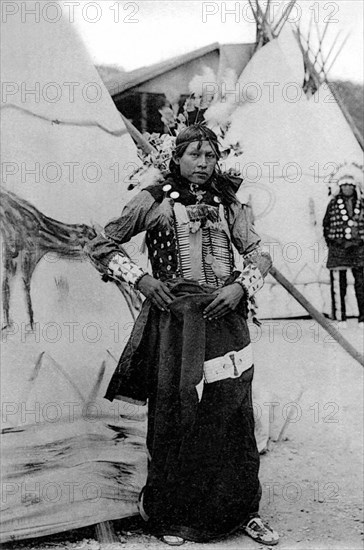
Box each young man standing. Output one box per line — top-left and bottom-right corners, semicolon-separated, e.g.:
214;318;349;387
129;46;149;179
87;125;278;546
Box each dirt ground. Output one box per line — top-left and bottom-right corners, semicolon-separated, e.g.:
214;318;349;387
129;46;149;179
2;319;363;550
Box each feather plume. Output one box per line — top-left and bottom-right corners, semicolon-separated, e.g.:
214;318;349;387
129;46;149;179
156;197;174;229
188;67;217;98
220;69;238;102
164;86;181;106
204;101;236;127
205;69;239;127
127;166;164;191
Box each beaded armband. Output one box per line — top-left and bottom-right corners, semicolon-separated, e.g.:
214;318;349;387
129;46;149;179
235;264;264;299
243;247;272;277
107;253;147;288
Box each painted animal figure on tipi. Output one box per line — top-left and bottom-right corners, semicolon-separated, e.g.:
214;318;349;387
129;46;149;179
0;188;96;329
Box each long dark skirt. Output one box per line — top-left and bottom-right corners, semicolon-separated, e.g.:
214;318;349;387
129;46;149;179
106;281;261;542
144;367;260;541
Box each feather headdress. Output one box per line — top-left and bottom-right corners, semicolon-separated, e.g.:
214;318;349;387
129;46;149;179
127;66;243;191
328;163;364;197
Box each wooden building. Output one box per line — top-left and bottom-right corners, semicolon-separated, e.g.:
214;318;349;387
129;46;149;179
100;43;255;133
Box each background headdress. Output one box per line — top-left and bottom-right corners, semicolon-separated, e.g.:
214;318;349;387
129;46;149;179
328;162;364;197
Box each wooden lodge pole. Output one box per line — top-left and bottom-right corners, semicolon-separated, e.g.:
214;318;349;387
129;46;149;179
119;113;155;155
269;267;364;368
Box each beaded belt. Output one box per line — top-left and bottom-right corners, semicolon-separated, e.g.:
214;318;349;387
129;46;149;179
203;345;253;384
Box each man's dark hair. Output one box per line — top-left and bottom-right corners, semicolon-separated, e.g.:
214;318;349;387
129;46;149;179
169;124;221;177
168;124;240;204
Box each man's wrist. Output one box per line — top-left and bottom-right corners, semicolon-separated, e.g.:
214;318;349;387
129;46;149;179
235;264;264;298
135;272;149;290
232;280;247;297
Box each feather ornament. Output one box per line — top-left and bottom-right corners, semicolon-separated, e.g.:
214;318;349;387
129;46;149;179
188;67;217;98
156;197;174;230
127;165;164;191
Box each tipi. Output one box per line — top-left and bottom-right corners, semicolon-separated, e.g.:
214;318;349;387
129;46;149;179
205;2;364;319
0;1;147;542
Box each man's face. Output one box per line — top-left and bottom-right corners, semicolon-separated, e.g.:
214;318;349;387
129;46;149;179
340;183;355;197
175;141;217;185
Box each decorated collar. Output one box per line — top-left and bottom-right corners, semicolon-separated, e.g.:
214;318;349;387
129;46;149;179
144;171;242;208
145;174;222;206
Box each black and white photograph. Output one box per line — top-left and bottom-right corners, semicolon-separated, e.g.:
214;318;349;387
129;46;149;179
1;1;363;549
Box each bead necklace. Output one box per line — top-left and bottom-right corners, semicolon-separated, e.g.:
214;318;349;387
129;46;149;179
337;196;361;240
189;183;206;204
189;183;222;206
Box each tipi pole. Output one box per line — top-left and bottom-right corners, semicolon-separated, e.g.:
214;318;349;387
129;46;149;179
313;22;327;69
264;0;272;23
273;0;296;35
119;113;155;154
325;32;351;75
306;9;314;47
325;29;342;68
293;25;363;151
248;0;262;44
269;267;364;367
319;19;330;47
254;0;273;39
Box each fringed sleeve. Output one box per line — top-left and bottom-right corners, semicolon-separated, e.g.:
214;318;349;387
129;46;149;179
85;191;159;287
228;202;272;298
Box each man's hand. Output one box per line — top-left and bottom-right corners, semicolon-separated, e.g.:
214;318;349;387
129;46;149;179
137;274;174;311
203;283;245;321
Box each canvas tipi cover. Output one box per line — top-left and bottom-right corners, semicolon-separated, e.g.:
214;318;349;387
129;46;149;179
218;27;363;318
0;1;148;542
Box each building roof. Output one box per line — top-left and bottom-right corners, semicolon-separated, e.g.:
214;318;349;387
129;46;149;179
103;42;254;97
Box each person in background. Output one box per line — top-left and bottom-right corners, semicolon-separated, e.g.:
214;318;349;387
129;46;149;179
86;124;278;546
323;165;364;327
